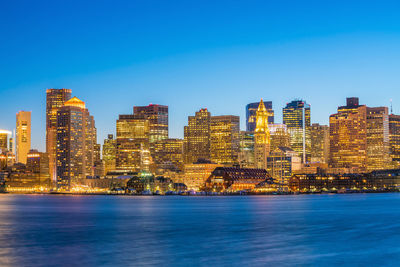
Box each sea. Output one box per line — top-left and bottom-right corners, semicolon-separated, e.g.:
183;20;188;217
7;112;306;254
0;193;399;266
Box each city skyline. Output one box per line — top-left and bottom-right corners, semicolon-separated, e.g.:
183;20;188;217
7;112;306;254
2;1;400;151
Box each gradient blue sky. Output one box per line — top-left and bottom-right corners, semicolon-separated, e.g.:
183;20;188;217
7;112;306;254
1;0;400;151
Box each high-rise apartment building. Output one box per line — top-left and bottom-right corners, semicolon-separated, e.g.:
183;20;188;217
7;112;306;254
116;114;150;172
254;100;271;169
56;97;97;190
153;138;184;173
27;149;50;185
389;114;400;167
210;116;240;165
46;88;72;181
246;101;274;132
310;123;329;163
103;134;117;174
16;111;31;164
183;109;211;164
283;100;311;163
366;107;390;171
329;98;367;171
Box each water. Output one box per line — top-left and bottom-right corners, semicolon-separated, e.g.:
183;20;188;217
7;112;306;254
0;193;400;266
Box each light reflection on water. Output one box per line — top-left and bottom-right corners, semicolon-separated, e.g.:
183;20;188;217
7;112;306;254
0;194;400;266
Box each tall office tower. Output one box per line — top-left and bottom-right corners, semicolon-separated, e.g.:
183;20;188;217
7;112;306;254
56;97;97;190
283;100;311;163
210;115;240;165
183;109;211;164
133;104;168;144
246;101;274;132
310;123;330;163
153;138;184;173
0;130;11;153
389;114;400;167
46;88;72;182
329;97;367;171
366;107;390;171
254;99;271;169
238;131;255;168
269;124;291;151
27;149;50;185
103;134;117;174
16;111;31;164
116;114;150;172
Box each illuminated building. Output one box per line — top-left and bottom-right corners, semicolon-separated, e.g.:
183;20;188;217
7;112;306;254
238;131;255;168
103;134;116;174
153;138;184;173
26;149;50;186
184;109;211;163
246;101;274;132
56;97;97;190
183;160;221;191
329;97;367;171
16;111;31;164
210;115;240;165
204;167;273;192
46;88;72;182
266;147;301;185
0;130;12;153
116;114;150;172
254;99;271;169
0;152;15;170
310;123;329;163
283;100;311;163
289;169;400;193
133;104;168;144
269;124;291;151
389;114;400;167
366;107;390;171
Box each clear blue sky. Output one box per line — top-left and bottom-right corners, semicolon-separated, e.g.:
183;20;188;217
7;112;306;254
1;0;400;151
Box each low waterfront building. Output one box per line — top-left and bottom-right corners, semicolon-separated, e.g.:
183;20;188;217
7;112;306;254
289;169;400;192
183;160;221;191
204;167;271;192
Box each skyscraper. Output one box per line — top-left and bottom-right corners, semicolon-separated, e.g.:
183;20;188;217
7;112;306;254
0;130;11;153
238;131;255;168
133;104;168;144
46;88;72;182
246;101;274;132
254;99;271;169
389;114;400;167
283;100;311;163
329;97;367;171
103;134;117;174
269;124;291;151
210;115;240;165
153;138;184;173
56;97;97;190
16;111;31;164
366;107;390;171
116;114;150;172
310;123;329;163
183;109;211;164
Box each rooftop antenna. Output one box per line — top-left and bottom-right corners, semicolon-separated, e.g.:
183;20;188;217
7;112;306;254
390;99;393;114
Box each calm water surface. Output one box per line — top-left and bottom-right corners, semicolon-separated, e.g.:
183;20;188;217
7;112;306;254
0;193;400;266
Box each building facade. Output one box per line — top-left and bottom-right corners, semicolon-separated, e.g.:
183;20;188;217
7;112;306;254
183;109;211;164
310;123;329;163
153;138;184;174
238;131;255;168
103;134;117;174
210;115;240;165
329;97;367;171
46;88;72;182
16;111;31;164
282;100;311;163
116;114;150;172
389;114;400;167
133;104;168;144
0;130;12;153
